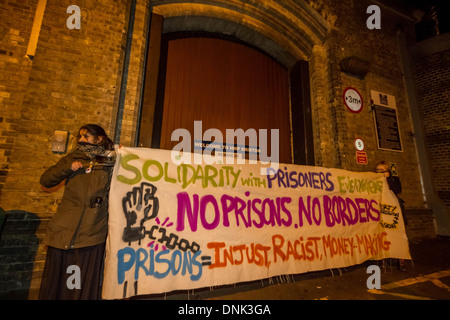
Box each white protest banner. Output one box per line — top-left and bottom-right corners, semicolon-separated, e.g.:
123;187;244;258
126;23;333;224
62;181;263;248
102;147;410;299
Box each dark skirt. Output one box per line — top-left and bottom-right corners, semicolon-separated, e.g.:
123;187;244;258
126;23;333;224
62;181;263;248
39;243;105;300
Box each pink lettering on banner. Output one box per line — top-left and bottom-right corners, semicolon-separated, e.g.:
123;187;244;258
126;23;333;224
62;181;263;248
176;192;380;232
176;192;292;232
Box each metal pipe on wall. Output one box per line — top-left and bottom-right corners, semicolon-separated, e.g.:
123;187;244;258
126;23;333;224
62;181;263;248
134;1;154;146
114;0;137;144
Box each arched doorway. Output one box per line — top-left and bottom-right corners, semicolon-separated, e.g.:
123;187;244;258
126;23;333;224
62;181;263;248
137;13;315;165
156;35;291;164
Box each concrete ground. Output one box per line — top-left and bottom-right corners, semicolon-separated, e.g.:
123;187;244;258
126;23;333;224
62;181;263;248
142;236;450;300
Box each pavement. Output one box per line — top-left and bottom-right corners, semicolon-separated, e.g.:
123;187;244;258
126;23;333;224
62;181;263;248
142;236;450;300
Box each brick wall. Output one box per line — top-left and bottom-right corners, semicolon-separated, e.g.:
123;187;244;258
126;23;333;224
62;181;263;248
0;0;133;299
404;209;436;241
413;37;450;228
0;0;36;196
0;209;45;299
1;0;131;211
310;0;424;211
312;0;442;237
0;0;39;299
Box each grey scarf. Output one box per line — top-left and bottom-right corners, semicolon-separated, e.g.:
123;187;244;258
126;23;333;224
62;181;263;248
77;142;106;160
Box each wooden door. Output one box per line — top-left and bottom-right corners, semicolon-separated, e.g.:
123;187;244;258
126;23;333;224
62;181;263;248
157;36;292;164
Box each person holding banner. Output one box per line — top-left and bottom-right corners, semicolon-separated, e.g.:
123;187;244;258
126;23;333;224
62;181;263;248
375;160;407;271
39;124;115;299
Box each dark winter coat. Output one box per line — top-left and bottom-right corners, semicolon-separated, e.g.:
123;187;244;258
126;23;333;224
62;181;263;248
386;175;402;196
40;148;113;250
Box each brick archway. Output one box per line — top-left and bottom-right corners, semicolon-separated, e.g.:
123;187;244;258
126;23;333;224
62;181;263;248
137;1;330;165
162;16;297;68
150;0;329;64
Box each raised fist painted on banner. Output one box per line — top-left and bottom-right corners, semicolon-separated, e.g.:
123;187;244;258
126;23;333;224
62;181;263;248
122;182;159;245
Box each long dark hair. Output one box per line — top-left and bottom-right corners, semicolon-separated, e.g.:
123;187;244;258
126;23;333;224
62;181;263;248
77;124;114;150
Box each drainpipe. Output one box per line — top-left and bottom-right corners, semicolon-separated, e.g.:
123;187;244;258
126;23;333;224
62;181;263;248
114;0;137;144
134;1;153;146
